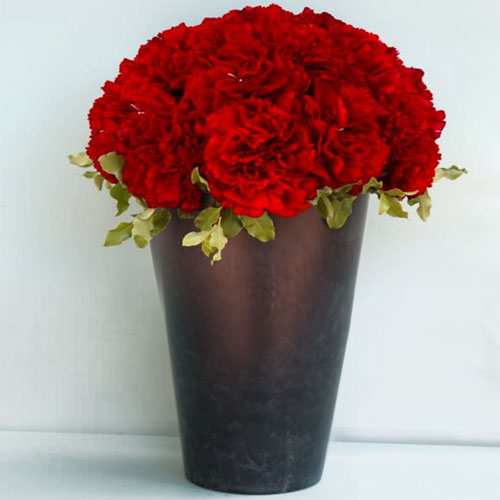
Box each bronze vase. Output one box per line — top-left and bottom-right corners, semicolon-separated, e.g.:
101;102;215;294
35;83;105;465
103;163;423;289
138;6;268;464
151;195;368;494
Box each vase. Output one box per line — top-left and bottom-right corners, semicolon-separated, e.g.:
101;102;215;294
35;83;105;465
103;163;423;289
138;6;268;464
151;195;368;494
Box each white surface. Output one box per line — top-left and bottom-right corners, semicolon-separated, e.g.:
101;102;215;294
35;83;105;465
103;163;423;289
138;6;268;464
0;431;498;499
1;0;499;443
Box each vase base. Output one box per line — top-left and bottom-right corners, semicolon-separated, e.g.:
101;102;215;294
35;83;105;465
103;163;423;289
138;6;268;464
186;472;322;495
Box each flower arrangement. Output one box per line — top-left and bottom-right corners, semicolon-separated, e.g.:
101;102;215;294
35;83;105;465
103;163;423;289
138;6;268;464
69;4;465;263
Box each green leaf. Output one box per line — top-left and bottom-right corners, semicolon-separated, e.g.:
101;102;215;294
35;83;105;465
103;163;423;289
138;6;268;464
177;209;196;219
94;174;104;191
194;206;221;230
151;209;172;236
137;208;155;220
311;186;333;206
334;184;355;195
379;192;408;218
182;230;211;247
384;188;406;198
182;216;233;262
201;238;215;257
133;235;149;248
208;219;228;264
313;186;357;230
221;209;243;238
135;197;148;209
83;170;104;190
99;152;124;182
69;152;92;167
132;217;153;245
434;165;468;181
326;196;356;229
408;190;432;221
362;177;383;194
191;167;210;192
109;183;131;216
240;212;275;242
316;193;334;220
104;222;133;247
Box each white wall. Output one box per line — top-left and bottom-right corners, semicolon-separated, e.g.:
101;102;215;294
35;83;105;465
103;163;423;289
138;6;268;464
1;0;499;445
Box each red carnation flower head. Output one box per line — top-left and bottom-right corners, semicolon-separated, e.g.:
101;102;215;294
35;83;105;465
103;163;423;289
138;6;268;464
204;94;330;217
86;4;445;216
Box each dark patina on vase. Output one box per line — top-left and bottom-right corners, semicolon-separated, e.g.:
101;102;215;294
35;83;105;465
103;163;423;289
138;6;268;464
151;195;368;494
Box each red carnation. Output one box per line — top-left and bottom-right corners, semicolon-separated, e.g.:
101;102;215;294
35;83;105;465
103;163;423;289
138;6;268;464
204;95;330;217
86;4;445;216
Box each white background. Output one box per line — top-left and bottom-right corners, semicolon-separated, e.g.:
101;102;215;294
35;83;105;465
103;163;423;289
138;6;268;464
0;0;499;447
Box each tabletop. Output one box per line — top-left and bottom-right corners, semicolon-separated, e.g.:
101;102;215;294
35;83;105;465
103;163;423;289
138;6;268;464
0;431;498;499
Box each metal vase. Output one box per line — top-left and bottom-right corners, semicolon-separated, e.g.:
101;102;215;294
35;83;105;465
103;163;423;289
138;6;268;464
151;196;368;494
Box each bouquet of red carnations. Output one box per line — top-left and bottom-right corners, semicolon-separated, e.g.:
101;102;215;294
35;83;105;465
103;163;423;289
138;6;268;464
69;4;465;263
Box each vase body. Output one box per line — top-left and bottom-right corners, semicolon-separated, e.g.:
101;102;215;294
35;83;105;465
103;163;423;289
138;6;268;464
151;196;368;494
